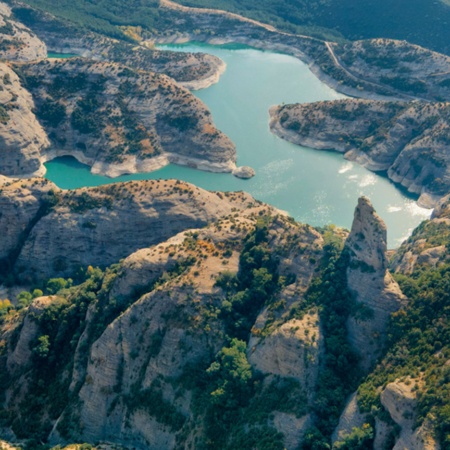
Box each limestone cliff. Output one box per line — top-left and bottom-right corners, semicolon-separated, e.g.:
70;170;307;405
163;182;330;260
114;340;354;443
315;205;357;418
344;197;406;371
270;99;450;207
0;62;50;176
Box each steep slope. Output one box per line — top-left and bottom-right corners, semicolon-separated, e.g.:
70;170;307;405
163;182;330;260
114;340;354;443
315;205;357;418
344;197;406;371
0;63;49;176
0;184;326;449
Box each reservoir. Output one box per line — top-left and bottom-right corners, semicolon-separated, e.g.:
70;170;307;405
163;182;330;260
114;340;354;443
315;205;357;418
45;43;430;247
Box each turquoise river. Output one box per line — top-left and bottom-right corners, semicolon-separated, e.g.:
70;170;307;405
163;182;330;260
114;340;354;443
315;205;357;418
45;43;430;247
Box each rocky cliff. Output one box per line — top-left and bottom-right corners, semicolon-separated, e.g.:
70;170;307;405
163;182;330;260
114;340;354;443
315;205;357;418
0;179;328;449
0;62;50;177
270;99;450;207
344;197;406;371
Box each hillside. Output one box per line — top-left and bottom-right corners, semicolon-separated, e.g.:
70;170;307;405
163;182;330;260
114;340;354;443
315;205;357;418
14;0;450;57
177;0;450;56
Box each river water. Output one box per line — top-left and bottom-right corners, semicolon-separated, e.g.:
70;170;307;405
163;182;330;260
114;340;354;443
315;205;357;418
45;43;430;247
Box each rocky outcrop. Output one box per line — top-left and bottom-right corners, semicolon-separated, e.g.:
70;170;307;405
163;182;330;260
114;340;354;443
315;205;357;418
332;392;367;445
0;63;50;176
0;2;47;61
270;99;450;207
248;314;323;393
2;58;235;178
6;296;55;374
0;180;266;283
344;197;406;370
381;379;440;450
232;166;256;179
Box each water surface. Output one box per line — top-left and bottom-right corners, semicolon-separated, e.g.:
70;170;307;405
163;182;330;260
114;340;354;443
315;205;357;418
47;52;79;59
45;43;430;246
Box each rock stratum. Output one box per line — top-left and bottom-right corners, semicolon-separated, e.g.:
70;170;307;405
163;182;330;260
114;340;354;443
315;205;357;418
270;99;450;207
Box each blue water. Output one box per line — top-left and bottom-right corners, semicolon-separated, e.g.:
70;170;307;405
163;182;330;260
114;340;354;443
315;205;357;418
45;43;430;246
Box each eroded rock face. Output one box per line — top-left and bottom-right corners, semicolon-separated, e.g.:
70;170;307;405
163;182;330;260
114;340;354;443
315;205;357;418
248;314;323;393
332;392;367;445
6;296;56;374
345;197;406;371
0;63;50;176
0;177;54;265
381;379;440;450
1;180;257;282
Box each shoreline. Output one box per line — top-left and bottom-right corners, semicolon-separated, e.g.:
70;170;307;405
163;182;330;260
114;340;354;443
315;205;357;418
15;149;237;183
268;106;438;209
152;33;409;103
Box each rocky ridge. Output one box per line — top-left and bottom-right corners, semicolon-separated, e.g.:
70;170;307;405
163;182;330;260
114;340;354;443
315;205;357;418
0;178;327;449
0;178;262;283
9;3;225;90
